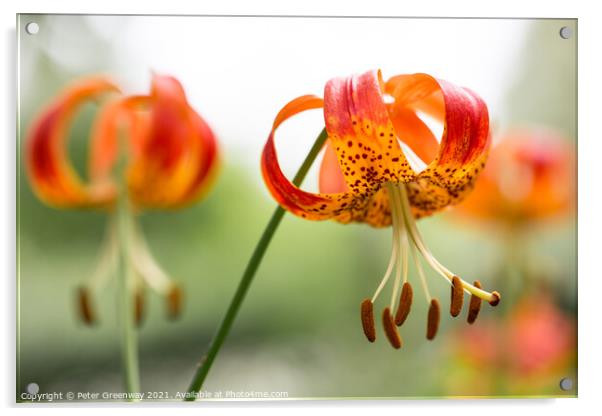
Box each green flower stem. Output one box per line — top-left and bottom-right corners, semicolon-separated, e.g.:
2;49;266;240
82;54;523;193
116;179;141;400
185;128;328;400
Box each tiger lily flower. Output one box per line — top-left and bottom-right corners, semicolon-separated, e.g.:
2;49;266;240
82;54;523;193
455;129;576;226
262;70;500;348
25;74;219;324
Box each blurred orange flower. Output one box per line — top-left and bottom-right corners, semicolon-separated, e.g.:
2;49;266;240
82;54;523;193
506;296;574;375
261;69;500;348
25;74;219;324
26;75;218;210
447;294;575;395
456;129;575;226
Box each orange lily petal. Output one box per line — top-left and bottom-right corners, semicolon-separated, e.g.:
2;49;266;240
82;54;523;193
89;95;150;184
386;73;490;218
318;140;349;194
87;96;151;208
262;94;397;227
262;70;490;225
324;70;414;194
324;70;490;219
175;108;219;206
386;74;440;106
25;78;120;208
387;106;439;165
261;95;343;220
127;74;218;208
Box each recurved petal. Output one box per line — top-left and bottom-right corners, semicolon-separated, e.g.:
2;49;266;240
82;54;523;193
387;106;439;167
126;74;218;208
324;70;415;194
88;95;150;185
173;108;219;207
261;95;354;221
262;94;396;227
435;80;489;166
25;78;120;208
385;73;441;110
386;73;490;218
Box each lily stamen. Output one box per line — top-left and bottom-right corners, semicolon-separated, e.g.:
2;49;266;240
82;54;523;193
88;217;118;292
360;299;376;342
382;307;402;349
396;183;499;305
450;276;464;318
76;219;118;325
129;217;185;319
76;211;184;325
467;280;483;324
364;180;500;345
385;181;407;318
370;241;398;304
167;283;183;320
388;234;404;312
410;241;432;303
426;299;441;341
77;286;96;325
389;230;409;312
130;221;173;295
394;282;413;327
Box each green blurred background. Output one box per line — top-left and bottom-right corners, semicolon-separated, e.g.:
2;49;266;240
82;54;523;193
17;16;576;400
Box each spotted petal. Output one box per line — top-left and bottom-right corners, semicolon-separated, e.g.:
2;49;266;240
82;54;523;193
261;95;346;220
324;70;490;219
324;70;414;194
261;70;490;226
262;95;398;227
386;74;490;218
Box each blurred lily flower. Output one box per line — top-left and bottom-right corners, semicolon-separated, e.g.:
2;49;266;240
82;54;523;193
26;75;219;324
261;70;500;348
507;296;574;375
456;129;575;226
447;294;575;395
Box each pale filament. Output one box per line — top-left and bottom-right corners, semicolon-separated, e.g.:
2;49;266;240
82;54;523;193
390;184;433;304
396;183;497;303
129;220;173;294
389;184;409;311
89;217;118;292
371;199;399;303
373;183;413;313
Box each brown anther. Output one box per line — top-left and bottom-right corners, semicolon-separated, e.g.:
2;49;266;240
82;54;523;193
450;276;464;317
360;299;376;342
135;290;145;327
467;280;482;324
426;299;440;340
382;307;402;349
167;283;183;320
395;282;413;326
77;286;96;326
489;291;501;307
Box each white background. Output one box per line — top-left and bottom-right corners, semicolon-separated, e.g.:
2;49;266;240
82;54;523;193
2;0;600;415
18;14;534;193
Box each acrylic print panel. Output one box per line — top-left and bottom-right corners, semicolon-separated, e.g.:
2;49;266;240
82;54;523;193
17;15;577;402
